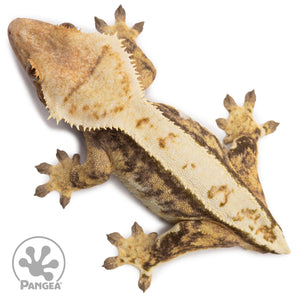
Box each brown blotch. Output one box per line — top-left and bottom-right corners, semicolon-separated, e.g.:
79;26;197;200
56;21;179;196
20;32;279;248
136;117;150;128
207;185;233;207
92;112;100;120
121;73;130;96
112;105;124;113
68;103;77;115
255;225;276;243
158;137;166;148
101;44;111;56
232;208;260;224
191;163;196;169
158;133;177;149
182;164;188;169
82;105;90;111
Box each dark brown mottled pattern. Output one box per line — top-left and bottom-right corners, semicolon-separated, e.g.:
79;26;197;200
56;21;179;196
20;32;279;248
228;136;266;206
143;219;264;270
93;129;214;221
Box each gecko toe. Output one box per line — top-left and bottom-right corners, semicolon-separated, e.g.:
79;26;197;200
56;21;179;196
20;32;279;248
216;118;228;130
56;149;68;162
260;120;279;137
138;273;152;292
115;5;126;22
60;194;71;208
35;183;51;198
103;256;120;269
244;89;256;112
35;162;51;175
224;94;238;112
132;21;144;34
107;232;124;246
94;17;107;33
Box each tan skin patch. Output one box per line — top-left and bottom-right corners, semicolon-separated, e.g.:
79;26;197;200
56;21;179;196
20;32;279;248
207;185;233;207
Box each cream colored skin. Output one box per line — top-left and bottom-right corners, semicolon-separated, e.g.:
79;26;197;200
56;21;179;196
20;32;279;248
8;6;289;292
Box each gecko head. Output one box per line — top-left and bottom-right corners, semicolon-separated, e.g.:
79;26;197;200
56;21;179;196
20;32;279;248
8;17;144;129
8;18;80;106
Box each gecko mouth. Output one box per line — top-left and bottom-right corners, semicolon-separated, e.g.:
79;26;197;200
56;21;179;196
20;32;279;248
25;60;46;105
26;61;40;83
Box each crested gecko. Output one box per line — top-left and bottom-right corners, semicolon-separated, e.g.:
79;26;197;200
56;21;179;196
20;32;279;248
8;5;289;292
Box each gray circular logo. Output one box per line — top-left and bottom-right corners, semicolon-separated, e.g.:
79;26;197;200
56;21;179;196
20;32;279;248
12;236;65;289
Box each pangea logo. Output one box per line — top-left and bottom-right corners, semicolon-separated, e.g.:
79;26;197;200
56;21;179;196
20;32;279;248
12;236;65;290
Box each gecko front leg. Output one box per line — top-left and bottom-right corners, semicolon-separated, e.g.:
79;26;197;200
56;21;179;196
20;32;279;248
35;131;111;208
94;5;156;90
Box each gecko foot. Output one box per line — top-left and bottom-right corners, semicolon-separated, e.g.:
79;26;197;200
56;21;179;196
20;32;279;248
35;149;81;208
95;5;144;38
216;90;279;144
103;222;158;292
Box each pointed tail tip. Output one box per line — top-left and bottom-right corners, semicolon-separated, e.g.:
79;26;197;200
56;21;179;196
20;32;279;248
277;242;290;254
272;227;290;254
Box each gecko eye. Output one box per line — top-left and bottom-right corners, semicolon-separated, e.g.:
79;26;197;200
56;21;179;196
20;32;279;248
60;22;76;29
25;62;40;83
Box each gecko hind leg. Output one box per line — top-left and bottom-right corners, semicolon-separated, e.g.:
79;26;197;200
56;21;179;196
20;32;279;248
94;5;156;89
103;219;256;292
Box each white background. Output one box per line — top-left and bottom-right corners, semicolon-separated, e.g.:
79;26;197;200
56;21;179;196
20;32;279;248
1;0;300;299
